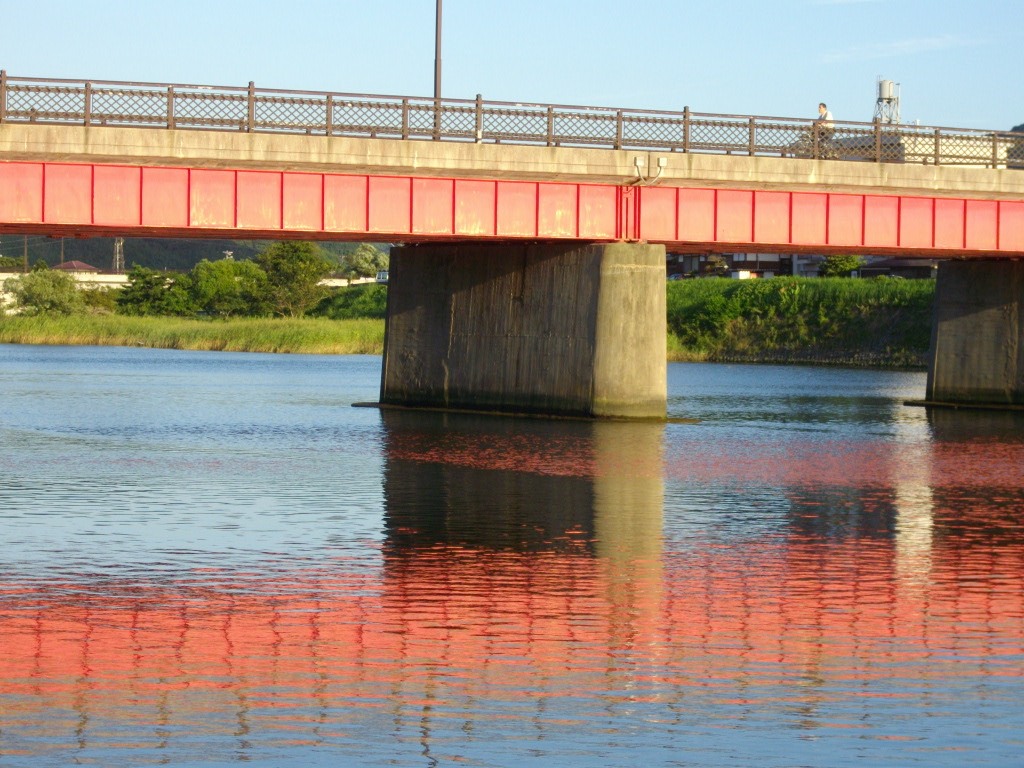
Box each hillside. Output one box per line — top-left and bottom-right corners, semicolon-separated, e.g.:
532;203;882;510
0;236;387;272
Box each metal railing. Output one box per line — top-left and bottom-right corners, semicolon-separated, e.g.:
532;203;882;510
1;72;1022;169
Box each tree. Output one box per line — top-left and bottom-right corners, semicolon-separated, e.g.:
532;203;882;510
188;258;270;317
818;254;865;278
256;241;333;317
3;270;85;315
116;265;194;316
703;254;729;277
339;243;389;279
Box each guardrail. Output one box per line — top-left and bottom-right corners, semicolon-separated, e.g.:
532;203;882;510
1;72;1021;168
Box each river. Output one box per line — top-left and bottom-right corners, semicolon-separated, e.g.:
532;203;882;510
1;344;1022;767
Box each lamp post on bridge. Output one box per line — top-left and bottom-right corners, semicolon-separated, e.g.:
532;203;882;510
434;0;442;101
433;0;442;138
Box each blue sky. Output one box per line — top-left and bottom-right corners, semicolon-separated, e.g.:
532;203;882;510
1;0;1020;131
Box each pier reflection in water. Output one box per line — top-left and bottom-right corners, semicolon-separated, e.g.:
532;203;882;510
0;347;1022;766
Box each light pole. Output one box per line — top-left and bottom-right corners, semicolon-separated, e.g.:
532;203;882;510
433;0;442;138
434;0;442;101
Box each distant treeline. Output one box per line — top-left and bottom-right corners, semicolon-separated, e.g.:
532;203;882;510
0;236;389;273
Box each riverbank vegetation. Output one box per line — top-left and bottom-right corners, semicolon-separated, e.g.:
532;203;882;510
0;314;384;355
666;276;933;368
3;240;935;367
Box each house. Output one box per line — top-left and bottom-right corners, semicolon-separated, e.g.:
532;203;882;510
51;260;100;274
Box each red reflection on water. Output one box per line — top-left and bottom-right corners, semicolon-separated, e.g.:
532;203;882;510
665;438;1024;489
1;532;1021;713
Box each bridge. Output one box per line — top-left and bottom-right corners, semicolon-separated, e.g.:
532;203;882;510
2;74;1024;415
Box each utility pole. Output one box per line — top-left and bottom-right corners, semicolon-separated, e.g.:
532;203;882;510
113;237;125;274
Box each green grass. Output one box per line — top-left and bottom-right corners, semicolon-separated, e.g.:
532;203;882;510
2;277;936;368
0;314;385;355
666;277;934;368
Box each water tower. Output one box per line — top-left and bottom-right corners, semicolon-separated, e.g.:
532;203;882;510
873;77;900;124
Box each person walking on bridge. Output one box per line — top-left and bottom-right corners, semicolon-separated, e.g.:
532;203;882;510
816;102;834;137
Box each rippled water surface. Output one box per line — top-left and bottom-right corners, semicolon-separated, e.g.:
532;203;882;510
2;344;1023;767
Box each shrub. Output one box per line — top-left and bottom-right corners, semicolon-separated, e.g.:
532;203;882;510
819;254;865;277
311;284;388;319
3;270;85;315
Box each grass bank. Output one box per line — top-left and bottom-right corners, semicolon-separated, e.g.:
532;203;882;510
666;277;934;368
2;278;935;368
0;314;385;355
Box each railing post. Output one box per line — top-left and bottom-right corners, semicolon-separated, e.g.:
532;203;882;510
83;81;92;126
166;86;175;129
401;98;409;139
546;106;554;147
0;70;7;123
614;109;623;150
247;81;255;132
433;97;441;140
933;129;940;166
325;94;333;136
748;116;756;156
992;132;999;169
874;119;882;162
683;106;690;152
811;122;820;159
474;93;483;142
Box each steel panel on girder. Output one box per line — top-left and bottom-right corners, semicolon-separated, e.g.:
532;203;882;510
791;193;826;245
140;167;189;228
827;194;863;247
190;169;235;228
92;165;141;227
454;180;495;236
965;200;998;251
899;196;933;249
716;190;753;243
237;171;282;230
998;201;1024;252
638;186;676;242
578;185;617;239
496;181;536;237
753;191;789;245
0;163;43;223
934;198;965;250
141;167;188;228
677;188;715;243
282;173;323;231
538;183;577;238
412;178;454;235
324;175;367;232
44;164;92;225
864;196;899;248
368;177;412;234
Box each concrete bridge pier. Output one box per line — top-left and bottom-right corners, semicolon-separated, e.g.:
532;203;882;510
927;260;1024;407
380;242;667;419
